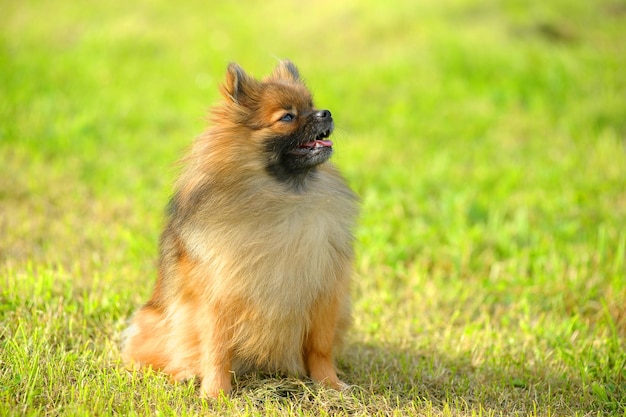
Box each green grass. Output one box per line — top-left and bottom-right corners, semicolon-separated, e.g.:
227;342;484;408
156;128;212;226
2;0;625;415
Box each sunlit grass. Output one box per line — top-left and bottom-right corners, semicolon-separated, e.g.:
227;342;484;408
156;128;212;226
2;0;625;415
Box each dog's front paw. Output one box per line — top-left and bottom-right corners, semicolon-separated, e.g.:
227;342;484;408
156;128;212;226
334;380;352;392
200;375;232;399
318;376;351;392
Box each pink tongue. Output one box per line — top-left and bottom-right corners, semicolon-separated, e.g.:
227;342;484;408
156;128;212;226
300;140;333;148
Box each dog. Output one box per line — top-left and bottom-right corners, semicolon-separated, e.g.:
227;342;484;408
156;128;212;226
121;60;358;398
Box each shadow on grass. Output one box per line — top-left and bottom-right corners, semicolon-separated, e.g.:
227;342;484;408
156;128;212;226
218;341;614;415
335;342;612;415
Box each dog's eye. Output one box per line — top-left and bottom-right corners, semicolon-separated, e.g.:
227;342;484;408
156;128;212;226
280;113;296;122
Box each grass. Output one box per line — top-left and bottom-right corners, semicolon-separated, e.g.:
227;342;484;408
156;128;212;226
1;0;625;415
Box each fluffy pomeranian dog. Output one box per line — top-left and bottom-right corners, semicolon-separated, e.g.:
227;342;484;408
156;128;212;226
121;60;358;398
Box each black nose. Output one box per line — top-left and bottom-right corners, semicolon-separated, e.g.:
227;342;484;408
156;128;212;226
315;109;332;119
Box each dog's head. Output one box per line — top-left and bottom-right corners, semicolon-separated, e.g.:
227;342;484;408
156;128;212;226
216;60;334;186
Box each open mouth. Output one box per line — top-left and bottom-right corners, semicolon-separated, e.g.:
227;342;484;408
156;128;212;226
288;130;333;155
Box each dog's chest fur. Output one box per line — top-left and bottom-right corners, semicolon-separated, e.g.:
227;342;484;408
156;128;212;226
171;168;357;371
181;171;355;299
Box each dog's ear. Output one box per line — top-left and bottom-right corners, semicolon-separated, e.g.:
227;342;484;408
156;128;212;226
269;60;301;82
221;63;260;105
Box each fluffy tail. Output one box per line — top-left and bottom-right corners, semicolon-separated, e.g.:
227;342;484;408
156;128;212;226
121;305;171;372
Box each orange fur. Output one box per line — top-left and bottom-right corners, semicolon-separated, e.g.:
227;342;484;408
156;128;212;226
121;60;358;398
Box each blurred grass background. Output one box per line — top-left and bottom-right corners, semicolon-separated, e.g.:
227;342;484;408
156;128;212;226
1;0;625;415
